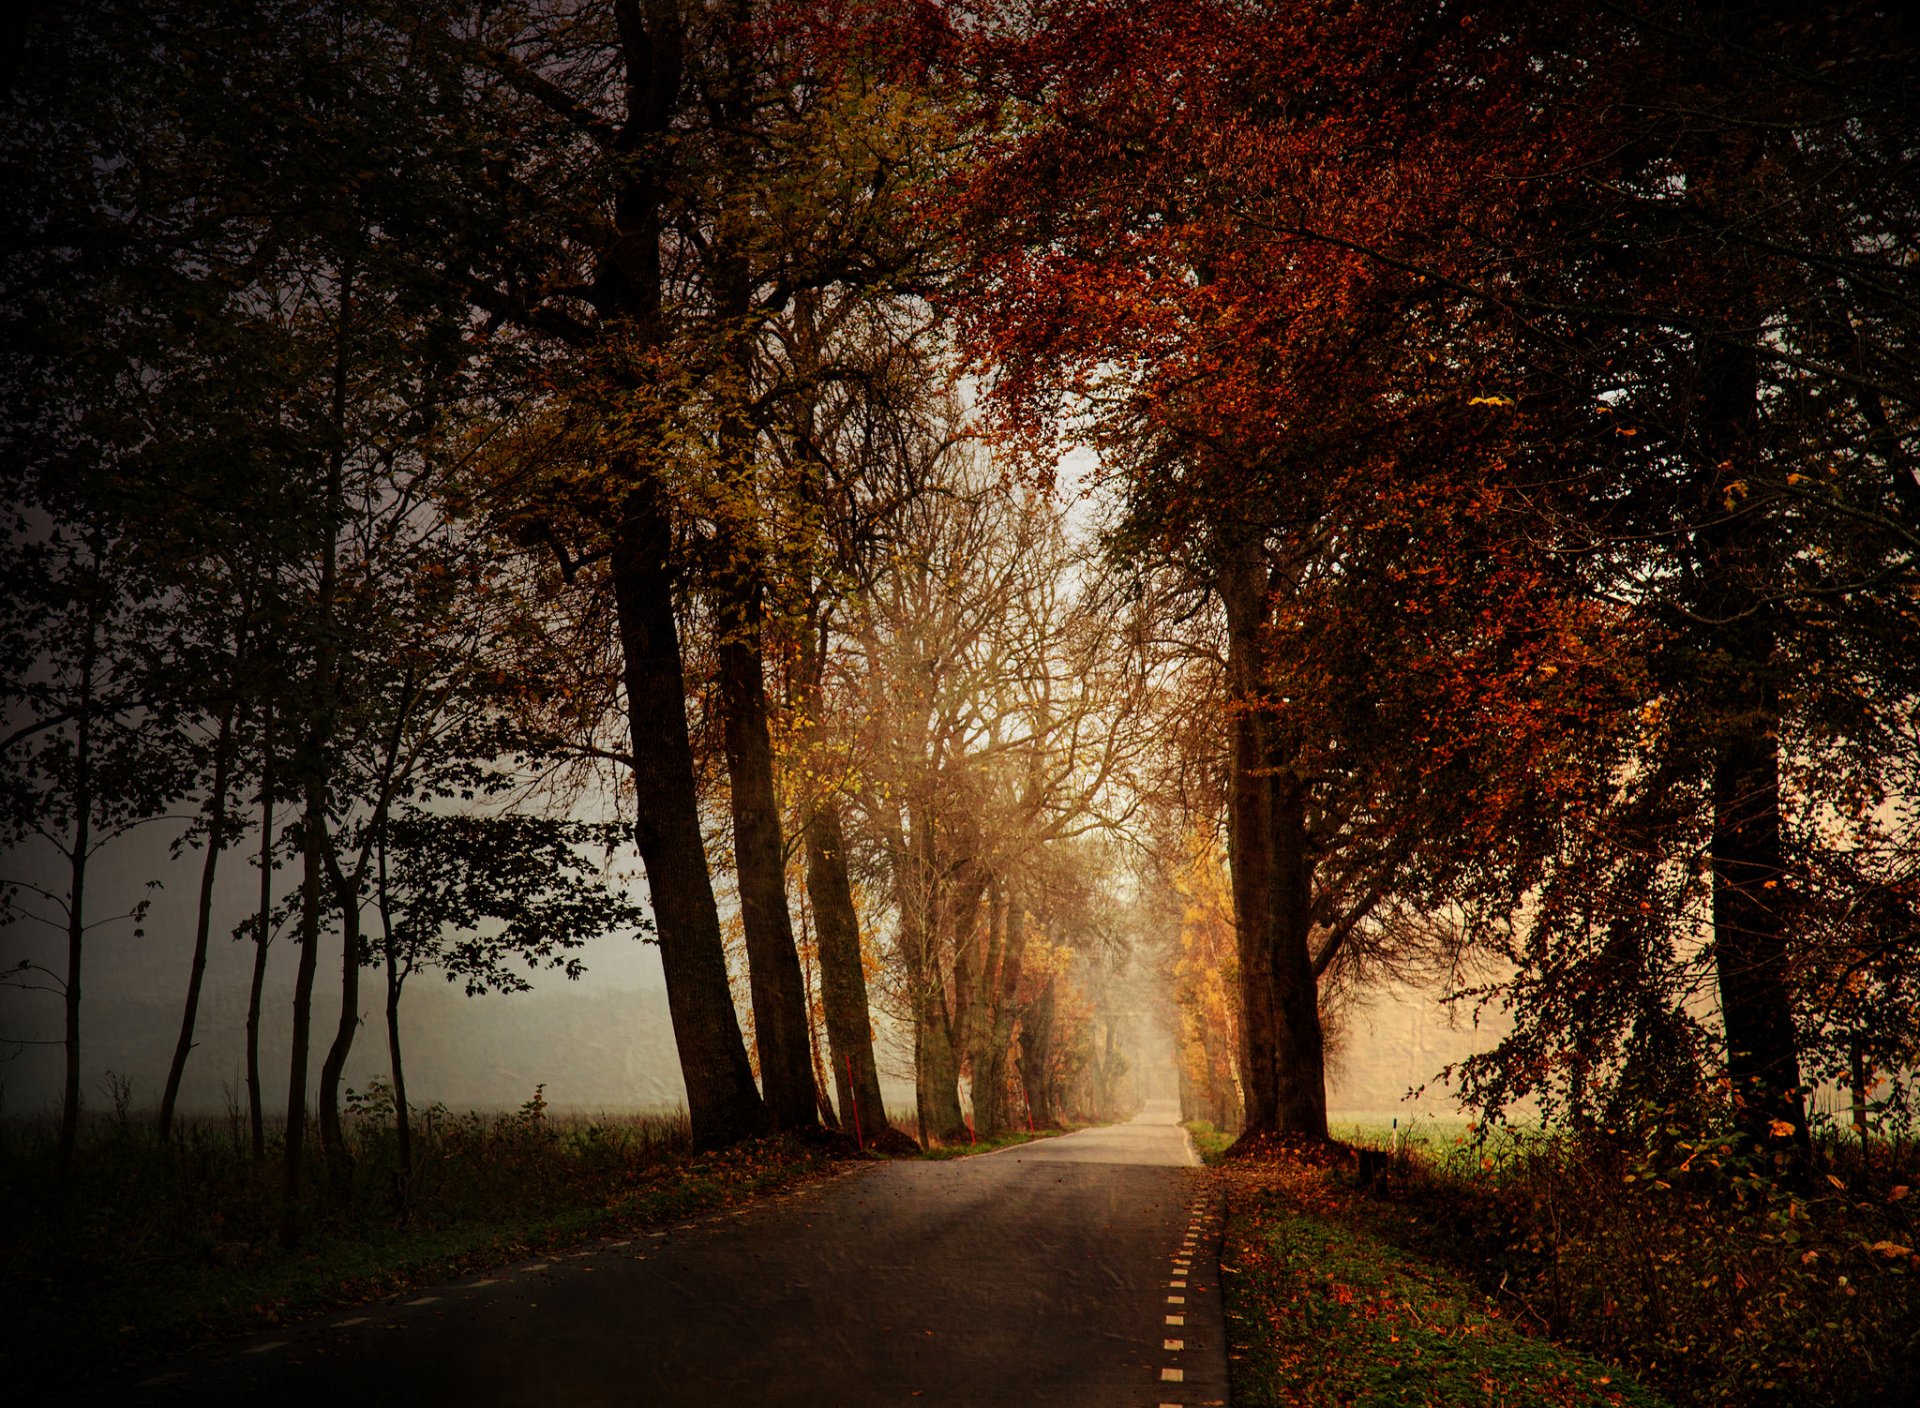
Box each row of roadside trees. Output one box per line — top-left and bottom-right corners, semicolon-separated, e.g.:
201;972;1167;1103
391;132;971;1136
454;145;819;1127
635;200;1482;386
955;0;1920;1158
4;0;1914;1219
1;0;1150;1239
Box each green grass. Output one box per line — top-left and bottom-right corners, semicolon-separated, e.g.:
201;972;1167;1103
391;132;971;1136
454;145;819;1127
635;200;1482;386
1328;1114;1474;1154
1184;1116;1470;1166
1184;1118;1234;1165
1223;1188;1670;1408
1213;1117;1920;1408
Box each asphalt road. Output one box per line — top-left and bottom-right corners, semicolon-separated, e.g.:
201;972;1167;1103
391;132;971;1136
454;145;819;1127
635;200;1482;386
107;1100;1228;1408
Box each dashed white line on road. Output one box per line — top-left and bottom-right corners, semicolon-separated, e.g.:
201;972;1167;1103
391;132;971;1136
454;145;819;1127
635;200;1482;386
243;1341;286;1355
335;1316;371;1327
1166;1314;1184;1325
468;1279;499;1288
1167;1294;1185;1304
1161;1366;1185;1382
1164;1338;1185;1350
1169;1280;1187;1288
406;1296;440;1306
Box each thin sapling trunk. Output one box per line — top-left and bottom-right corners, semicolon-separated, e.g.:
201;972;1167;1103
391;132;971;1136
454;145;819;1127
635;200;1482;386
159;701;237;1141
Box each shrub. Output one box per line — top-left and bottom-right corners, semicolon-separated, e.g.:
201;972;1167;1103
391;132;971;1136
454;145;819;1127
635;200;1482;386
1365;1122;1920;1407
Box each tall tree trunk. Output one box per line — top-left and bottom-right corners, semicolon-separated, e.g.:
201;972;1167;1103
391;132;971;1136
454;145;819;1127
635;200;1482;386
1220;553;1328;1144
317;854;362;1166
384;956;411;1209
246;702;274;1163
1697;330;1808;1160
285;263;348;1245
803;801;897;1146
898;797;968;1142
958;880;998;1125
60;805;87;1175
1711;706;1805;1151
778;271;901;1146
908;866;967;1140
977;895;1029;1138
592;0;766;1151
715;576;818;1130
910;819;972;1143
1020;975;1056;1127
319;668;417;1164
1267;772;1328;1137
376;839;412;1211
159;702;237;1141
913;984;967;1143
1098;1021;1120;1119
1222;557;1280;1137
57;589;100;1177
794;913;838;1128
703;29;818;1126
611;480;768;1150
282;788;325;1243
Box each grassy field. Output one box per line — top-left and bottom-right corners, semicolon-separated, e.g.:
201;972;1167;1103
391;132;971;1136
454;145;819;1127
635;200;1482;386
1188;1115;1476;1165
1328;1113;1475;1152
1195;1117;1920;1408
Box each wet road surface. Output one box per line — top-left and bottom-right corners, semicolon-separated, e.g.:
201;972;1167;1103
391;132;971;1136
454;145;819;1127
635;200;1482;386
107;1101;1228;1407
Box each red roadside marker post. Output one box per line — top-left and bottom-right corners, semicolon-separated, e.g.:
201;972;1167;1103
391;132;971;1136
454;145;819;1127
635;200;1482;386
845;1052;864;1151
